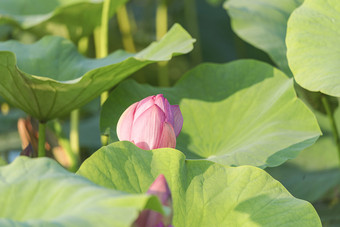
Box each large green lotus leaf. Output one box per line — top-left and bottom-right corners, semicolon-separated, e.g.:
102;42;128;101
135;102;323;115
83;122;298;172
100;60;321;168
286;0;340;96
77;141;322;227
224;0;338;114
0;156;162;226
0;24;194;122
224;0;304;75
267;107;340;202
0;0;127;42
267;136;340;202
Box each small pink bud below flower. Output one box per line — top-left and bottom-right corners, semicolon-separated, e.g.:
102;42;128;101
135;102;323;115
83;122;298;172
134;174;173;227
117;94;183;150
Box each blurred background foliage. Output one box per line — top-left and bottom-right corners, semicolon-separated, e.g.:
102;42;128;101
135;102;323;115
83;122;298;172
0;0;338;225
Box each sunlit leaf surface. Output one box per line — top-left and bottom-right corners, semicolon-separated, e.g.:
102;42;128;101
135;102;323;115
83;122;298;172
0;156;162;226
286;0;340;96
78;141;321;227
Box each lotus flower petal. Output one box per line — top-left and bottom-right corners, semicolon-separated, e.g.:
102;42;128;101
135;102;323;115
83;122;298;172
170;105;183;136
154;94;174;127
117;94;182;150
147;174;172;205
134;96;155;121
134;174;172;227
117;102;138;141
131;105;166;150
157;122;176;149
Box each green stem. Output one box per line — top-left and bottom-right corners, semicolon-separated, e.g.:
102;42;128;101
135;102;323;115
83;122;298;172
116;5;136;52
38;122;46;157
100;90;109;145
321;95;340;164
94;28;110;107
53;120;79;172
96;0;111;104
100;91;109;146
78;36;89;55
156;0;169;87
70;109;80;156
95;0;111;145
1;102;10;115
98;0;110;58
157;61;168;87
156;0;168;41
94;27;102;58
184;0;202;65
68;37;89;160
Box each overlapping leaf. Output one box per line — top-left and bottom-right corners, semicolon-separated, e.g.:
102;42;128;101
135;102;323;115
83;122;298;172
224;0;303;75
77;141;321;227
0;156;162;226
0;0;127;42
224;0;339;114
0;24;194;122
268;137;340;202
268;108;340;202
224;0;340;204
101;60;321;168
286;0;340;96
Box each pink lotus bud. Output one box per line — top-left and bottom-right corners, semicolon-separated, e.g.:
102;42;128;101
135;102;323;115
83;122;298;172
134;174;173;227
117;94;183;150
